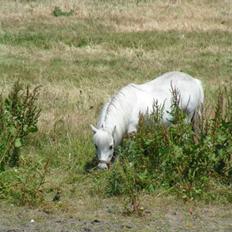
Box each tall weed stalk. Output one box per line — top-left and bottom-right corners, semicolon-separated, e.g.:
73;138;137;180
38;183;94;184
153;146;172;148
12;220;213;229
0;82;46;206
0;82;40;170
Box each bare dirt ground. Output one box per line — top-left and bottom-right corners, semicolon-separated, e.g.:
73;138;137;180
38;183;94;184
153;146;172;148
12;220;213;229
1;198;232;232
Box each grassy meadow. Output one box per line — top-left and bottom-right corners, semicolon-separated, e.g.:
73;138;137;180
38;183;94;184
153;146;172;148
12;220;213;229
0;0;232;231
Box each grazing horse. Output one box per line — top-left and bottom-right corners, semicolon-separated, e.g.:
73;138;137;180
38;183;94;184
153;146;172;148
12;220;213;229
91;71;204;169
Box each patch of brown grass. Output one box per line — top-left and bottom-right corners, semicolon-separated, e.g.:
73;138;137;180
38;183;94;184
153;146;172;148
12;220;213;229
0;0;231;32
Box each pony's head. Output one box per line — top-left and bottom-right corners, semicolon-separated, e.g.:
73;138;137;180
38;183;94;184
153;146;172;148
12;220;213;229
90;125;116;169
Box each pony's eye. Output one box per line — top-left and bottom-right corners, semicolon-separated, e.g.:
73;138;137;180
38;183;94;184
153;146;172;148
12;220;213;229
109;145;113;150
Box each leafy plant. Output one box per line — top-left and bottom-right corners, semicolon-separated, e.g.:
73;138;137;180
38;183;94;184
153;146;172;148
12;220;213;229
0;82;40;170
0;82;48;206
106;85;232;202
106;159;143;215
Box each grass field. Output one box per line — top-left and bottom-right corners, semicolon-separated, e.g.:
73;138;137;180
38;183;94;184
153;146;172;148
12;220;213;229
0;0;232;231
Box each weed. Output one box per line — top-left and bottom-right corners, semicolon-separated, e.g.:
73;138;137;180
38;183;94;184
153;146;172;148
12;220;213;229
0;82;45;206
0;82;40;170
106;85;232;203
52;6;74;17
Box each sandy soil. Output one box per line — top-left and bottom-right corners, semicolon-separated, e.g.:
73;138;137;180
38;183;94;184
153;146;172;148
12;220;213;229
1;199;231;232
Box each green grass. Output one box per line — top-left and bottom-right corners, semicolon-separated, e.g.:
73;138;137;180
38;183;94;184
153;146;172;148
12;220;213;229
1;22;232;50
1;26;231;85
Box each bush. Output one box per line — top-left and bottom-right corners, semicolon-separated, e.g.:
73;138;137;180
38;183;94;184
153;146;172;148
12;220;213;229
52;6;74;17
106;85;232;202
0;82;40;170
0;82;44;205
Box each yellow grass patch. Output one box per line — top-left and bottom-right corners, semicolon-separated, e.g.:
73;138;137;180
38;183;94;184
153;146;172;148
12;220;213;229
0;0;231;32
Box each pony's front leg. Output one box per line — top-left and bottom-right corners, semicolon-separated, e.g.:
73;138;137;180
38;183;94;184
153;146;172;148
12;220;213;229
127;123;137;137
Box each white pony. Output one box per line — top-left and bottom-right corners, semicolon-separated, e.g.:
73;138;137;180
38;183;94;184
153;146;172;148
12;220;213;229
91;71;204;169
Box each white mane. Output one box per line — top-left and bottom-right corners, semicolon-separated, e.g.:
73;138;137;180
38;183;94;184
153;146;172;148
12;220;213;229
97;84;138;145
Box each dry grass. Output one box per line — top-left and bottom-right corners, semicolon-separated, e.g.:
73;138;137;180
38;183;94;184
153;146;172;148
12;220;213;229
0;0;231;32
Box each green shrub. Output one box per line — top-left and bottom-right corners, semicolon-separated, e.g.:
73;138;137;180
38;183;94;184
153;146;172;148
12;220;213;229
52;6;74;17
0;82;45;205
0;82;40;170
106;85;232;202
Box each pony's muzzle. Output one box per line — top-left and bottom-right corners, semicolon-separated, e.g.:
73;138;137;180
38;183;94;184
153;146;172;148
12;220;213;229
98;160;110;169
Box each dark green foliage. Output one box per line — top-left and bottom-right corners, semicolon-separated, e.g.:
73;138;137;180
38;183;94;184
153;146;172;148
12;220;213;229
52;6;74;17
0;82;40;170
107;86;232;201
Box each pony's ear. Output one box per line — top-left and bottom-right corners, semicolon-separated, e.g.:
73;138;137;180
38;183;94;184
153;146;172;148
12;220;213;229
90;124;98;134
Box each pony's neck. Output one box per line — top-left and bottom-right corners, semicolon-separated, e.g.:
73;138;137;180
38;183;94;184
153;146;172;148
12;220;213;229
100;108;125;146
103;115;117;130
